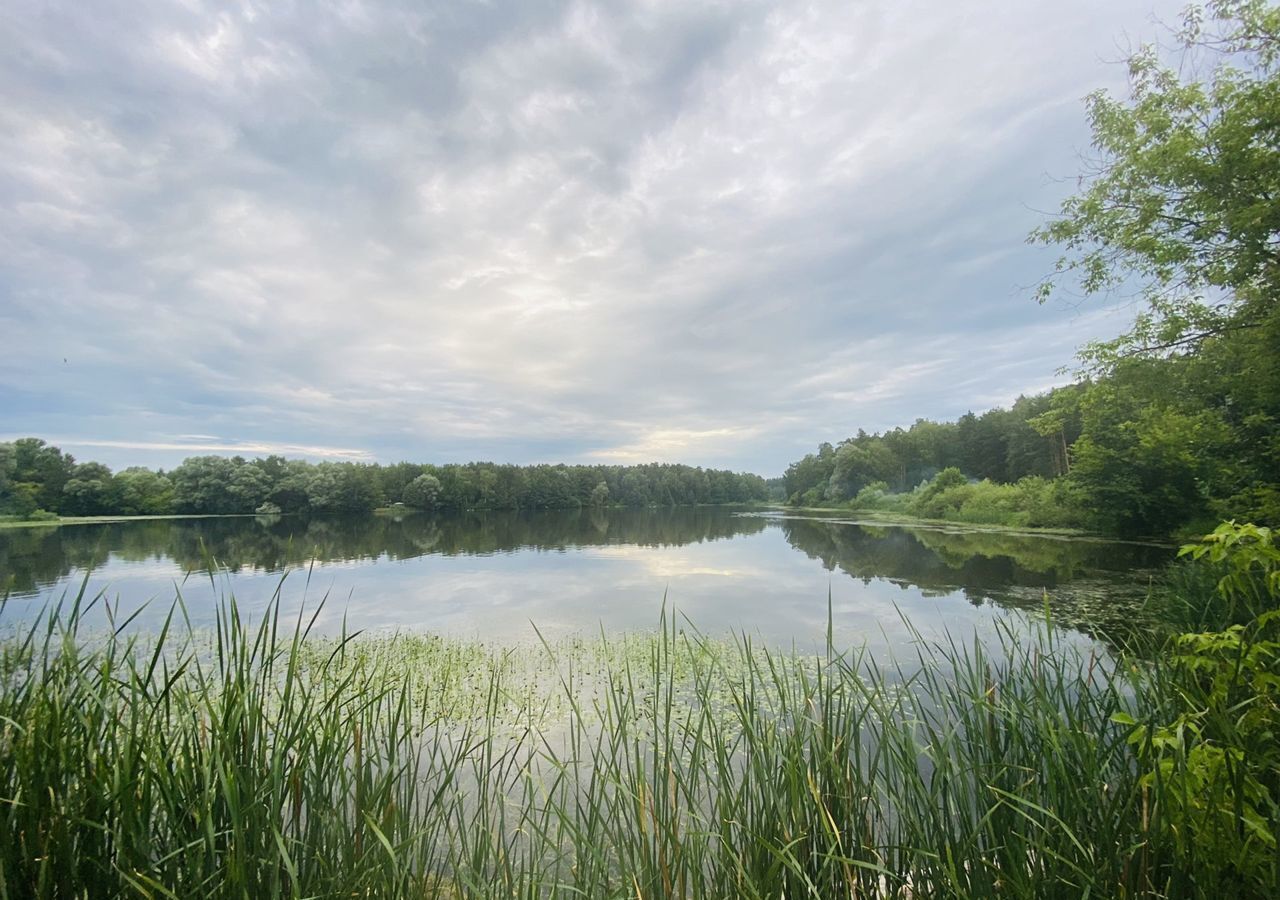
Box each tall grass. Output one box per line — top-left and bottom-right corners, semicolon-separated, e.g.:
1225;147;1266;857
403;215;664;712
1;571;1276;896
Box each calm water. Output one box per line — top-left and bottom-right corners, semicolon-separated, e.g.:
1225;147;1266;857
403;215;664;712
0;508;1171;653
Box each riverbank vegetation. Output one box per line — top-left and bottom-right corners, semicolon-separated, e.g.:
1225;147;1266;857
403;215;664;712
783;308;1278;535
786;0;1280;539
0;440;767;521
1;522;1276;897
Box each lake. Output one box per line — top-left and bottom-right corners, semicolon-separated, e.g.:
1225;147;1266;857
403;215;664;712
0;507;1172;654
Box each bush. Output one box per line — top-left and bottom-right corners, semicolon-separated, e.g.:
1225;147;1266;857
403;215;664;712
1115;523;1280;895
850;481;900;511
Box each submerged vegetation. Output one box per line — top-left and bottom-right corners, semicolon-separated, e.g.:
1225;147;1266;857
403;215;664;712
1;522;1277;897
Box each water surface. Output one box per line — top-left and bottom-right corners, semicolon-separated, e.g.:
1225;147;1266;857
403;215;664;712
0;508;1171;653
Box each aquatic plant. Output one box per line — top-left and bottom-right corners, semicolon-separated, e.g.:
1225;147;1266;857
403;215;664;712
1;529;1276;897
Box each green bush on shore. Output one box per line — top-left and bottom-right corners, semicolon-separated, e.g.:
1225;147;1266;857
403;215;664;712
845;468;1089;531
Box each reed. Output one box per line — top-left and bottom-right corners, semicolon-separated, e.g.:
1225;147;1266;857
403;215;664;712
1;569;1275;897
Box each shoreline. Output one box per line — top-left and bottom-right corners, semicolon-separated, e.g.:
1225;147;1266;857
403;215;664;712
0;503;778;531
0;513;260;530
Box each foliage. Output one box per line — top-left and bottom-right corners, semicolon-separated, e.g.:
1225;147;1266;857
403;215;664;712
842;468;1087;530
787;327;1277;536
22;509;59;523
304;462;381;514
1031;0;1280;364
113;467;175;516
1172;522;1280;627
784;396;1078;507
60;462;115;516
588;480;610;507
1116;522;1280;895
3;438;75;513
402;473;442;510
0;439;769;520
6;483;41;519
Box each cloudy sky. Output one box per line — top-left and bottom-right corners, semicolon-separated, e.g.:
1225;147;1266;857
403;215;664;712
1;0;1182;475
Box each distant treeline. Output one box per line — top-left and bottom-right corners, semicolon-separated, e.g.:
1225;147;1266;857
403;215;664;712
785;391;1077;502
784;312;1279;537
0;439;769;518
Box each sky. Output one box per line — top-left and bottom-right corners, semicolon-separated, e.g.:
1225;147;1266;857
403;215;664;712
0;0;1185;476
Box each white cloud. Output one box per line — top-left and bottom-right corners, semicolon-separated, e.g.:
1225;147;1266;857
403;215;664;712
3;437;374;462
0;0;1184;473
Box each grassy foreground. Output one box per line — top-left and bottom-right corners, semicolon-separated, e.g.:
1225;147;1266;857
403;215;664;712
1;526;1278;898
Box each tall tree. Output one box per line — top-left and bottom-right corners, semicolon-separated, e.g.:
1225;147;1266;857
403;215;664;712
1030;0;1280;530
62;462;115;516
9;438;76;512
1031;0;1280;364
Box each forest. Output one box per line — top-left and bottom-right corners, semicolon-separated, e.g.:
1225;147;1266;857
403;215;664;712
0;440;768;519
782;315;1278;538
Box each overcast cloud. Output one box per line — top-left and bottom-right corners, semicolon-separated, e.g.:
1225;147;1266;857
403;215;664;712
0;0;1182;474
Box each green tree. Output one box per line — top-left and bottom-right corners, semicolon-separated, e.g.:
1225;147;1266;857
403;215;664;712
7;483;40;518
589;481;610;507
403;474;442;510
1070;374;1231;536
0;443;16;511
10;438;75;512
113;468;174;516
226;461;271;513
1016;0;1280;532
268;460;314;513
1031;0;1280;364
783;442;836;503
829;439;899;500
619;472;652;507
170;456;238;514
61;462;115;516
306;463;379;514
379;462;425;504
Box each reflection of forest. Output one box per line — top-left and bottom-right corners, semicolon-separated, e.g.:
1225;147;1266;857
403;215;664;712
1;512;1175;640
779;518;1173;638
0;508;768;595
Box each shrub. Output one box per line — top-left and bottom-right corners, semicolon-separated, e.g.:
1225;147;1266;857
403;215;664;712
850;481;901;511
1116;523;1280;895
